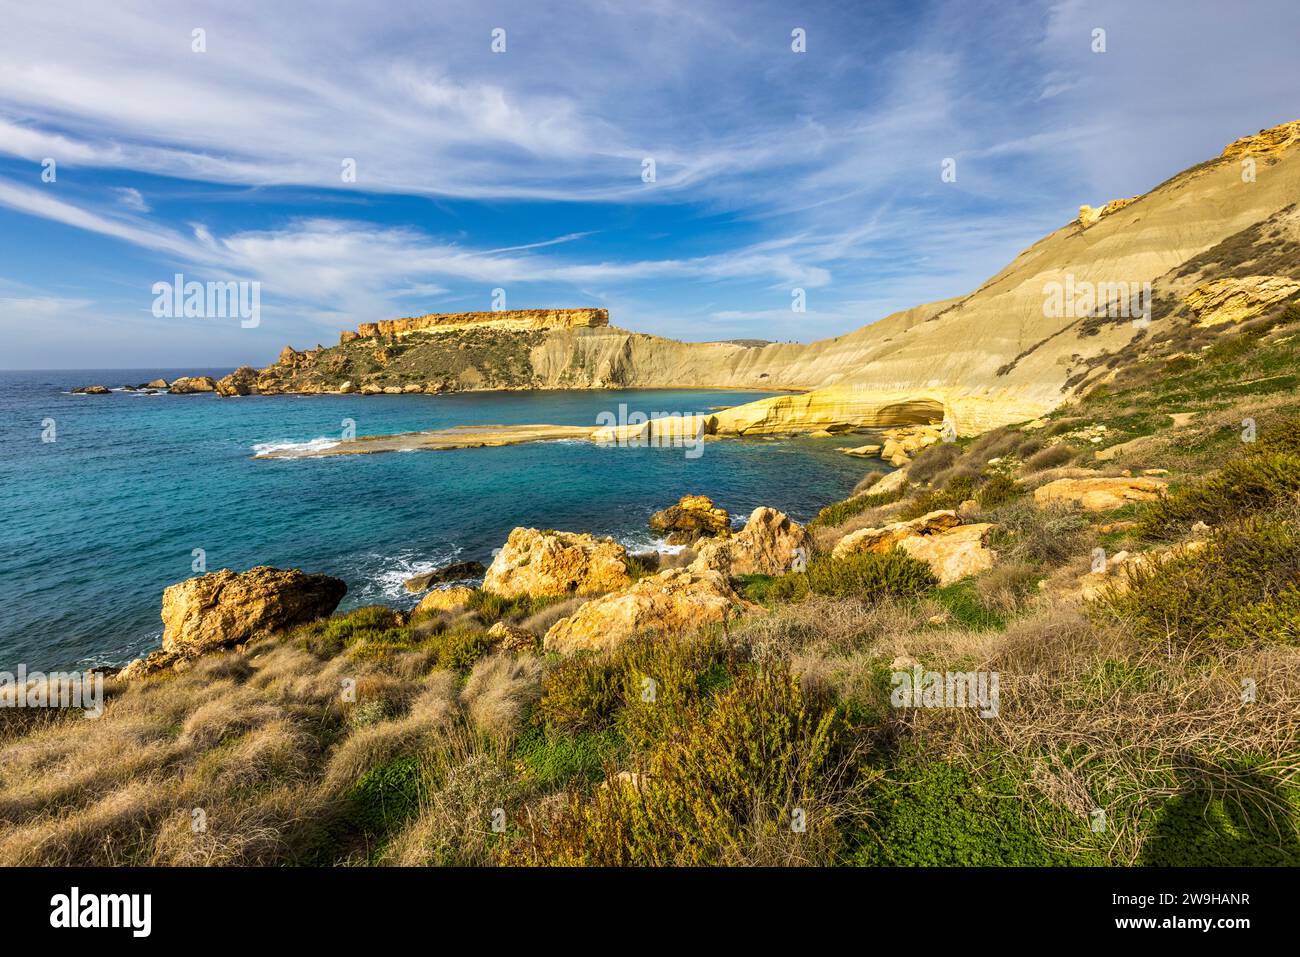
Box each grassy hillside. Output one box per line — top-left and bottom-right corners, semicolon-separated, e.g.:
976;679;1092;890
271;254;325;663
3;297;1297;866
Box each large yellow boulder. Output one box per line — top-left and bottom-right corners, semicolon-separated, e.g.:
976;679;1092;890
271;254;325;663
831;510;994;585
414;586;475;615
483;528;632;598
544;568;755;654
1033;477;1167;511
897;523;997;584
831;510;962;560
648;494;731;545
160;566;346;656
1184;276;1300;327
691;507;811;577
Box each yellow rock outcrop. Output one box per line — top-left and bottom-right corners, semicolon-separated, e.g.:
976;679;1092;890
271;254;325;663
355;308;608;339
830;510;996;585
414;586;475;615
1033;477;1168;511
1078;197;1138;228
690;507;810;577
543;567;755;654
1222;120;1300;158
1184;276;1300;326
483;528;631;598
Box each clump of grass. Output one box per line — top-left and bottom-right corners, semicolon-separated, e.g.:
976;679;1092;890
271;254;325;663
973;561;1040;616
1022;443;1075;473
977;474;1024;509
768;549;938;604
898;474;976;520
929;581;1006;631
460;654;543;739
467;590;569;623
989;499;1089;568
907;442;962;485
297;606;406;657
512;725;623;792
534;655;621;733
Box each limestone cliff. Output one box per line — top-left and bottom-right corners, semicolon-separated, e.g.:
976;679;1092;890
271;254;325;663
351;307;607;342
237;120;1300;438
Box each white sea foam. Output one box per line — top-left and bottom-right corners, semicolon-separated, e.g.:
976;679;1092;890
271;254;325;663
353;547;467;605
251;436;340;457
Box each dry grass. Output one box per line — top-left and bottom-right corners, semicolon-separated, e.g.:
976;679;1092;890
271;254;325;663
0;628;468;865
460;654;543;739
381;726;516;866
517;596;585;636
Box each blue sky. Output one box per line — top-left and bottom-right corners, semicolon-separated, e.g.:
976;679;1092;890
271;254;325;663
1;0;1298;369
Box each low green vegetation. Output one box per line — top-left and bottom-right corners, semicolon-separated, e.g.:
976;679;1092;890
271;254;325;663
767;549;938;603
809;486;906;528
850;760;1099;866
1100;513;1300;651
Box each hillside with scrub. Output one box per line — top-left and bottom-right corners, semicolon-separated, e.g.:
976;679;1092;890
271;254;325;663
4;287;1299;866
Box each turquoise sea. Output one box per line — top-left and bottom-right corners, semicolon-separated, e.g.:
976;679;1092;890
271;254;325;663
0;370;882;670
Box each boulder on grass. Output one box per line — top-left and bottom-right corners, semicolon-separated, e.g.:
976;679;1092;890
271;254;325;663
160;566;346;657
690;506;811;577
544;568;755;654
1033;477;1167;511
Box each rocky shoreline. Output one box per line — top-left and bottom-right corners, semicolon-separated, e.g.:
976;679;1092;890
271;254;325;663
113;486;1011;677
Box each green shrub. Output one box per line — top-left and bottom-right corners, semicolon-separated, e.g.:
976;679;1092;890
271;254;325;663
1138;449;1300;539
512;725;623;791
535;655;621;732
1098;515;1300;650
768;549;938;604
624;554;656;580
346;755;423;835
427;624;494;669
298;606;406;657
735;573;775;604
513;667;855;866
930;581;1006;631
614;631;734;749
977;473;1024;509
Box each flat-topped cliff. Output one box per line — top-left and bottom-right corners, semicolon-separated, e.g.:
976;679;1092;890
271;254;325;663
348;308;607;343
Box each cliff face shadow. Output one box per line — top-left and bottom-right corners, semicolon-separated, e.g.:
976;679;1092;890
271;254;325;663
1140;755;1300;866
